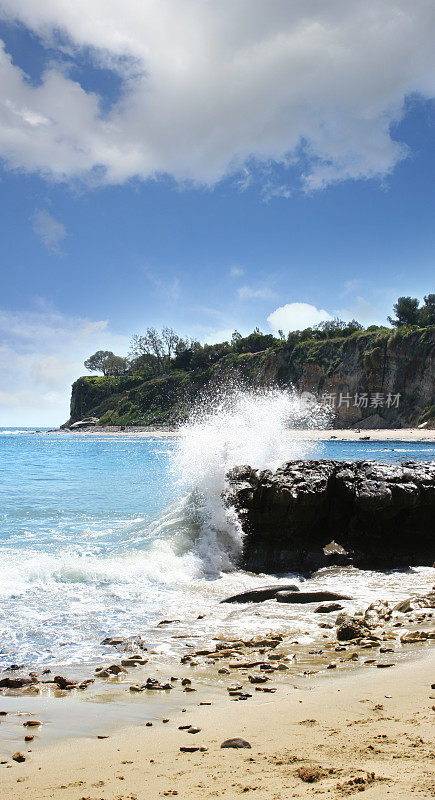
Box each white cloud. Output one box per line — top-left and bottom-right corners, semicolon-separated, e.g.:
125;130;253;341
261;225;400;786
229;266;244;279
0;308;129;425
267;302;332;332
31;209;67;253
334;296;385;327
0;2;434;189
237;285;276;301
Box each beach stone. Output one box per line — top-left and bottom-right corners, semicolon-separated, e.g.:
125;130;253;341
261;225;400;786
12;752;25;762
401;630;429;643
24;736;34;742
101;637;124;645
23;720;41;727
107;664;128;675
337;620;369;641
53;676;77;689
393;599;413;613
121;657;148;667
248;674;268;684
221;738;251;749
0;677;36;689
180;746;205;753
315;603;344;613
187;727;201;734
220;584;300;603
277;591;351;604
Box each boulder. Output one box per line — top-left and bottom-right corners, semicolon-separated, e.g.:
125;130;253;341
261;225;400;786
225;460;435;572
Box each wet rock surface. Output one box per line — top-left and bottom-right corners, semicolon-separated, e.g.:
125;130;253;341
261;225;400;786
225;460;435;572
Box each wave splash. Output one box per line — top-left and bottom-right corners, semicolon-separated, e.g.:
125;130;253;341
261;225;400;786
166;385;330;576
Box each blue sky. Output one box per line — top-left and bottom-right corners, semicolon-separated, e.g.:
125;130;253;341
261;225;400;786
0;2;434;425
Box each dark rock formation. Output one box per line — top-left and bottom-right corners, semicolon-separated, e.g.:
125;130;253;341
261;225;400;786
225;460;435;573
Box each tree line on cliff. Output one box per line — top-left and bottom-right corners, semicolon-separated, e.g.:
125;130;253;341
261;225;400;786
84;294;435;377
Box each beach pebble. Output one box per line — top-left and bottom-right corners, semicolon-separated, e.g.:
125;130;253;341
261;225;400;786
179;746;206;753
0;677;36;689
315;603;344;613
24;736;34;742
53;676;77;689
23;720;41;727
187;727;201;734
181;678;191;686
107;664;127;675
221;738;251;749
12;752;26;762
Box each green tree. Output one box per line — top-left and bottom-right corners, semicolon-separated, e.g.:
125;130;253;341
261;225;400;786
388;296;420;327
84;350;115;375
104;355;130;376
419;294;435;326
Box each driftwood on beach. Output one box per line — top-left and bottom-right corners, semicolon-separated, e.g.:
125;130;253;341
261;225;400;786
225;459;435;573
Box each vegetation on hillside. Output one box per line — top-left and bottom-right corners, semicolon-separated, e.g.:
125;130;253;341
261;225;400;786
82;294;434;380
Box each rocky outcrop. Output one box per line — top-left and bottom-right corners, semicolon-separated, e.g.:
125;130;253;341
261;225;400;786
225;460;435;573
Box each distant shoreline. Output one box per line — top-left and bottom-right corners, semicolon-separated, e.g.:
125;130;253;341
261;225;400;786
51;426;435;442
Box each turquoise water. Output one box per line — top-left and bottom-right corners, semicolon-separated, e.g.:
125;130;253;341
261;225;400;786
1;424;434;670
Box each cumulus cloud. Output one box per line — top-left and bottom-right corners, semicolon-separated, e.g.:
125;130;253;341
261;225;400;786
0;308;129;425
0;2;434;190
267;302;332;332
31;209;67;253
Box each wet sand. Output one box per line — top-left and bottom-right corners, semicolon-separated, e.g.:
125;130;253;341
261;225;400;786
2;650;434;799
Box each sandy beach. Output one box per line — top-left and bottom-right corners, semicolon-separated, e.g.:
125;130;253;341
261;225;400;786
2;649;434;799
54;427;435;442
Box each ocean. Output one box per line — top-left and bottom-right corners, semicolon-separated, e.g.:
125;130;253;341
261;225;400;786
1;390;434;671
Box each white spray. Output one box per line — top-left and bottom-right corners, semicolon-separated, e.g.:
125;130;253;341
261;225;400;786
170;385;331;575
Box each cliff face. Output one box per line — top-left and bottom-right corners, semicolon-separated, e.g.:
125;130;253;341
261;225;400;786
64;327;435;428
225;460;435;573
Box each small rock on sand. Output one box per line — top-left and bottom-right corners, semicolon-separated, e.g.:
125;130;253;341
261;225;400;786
12;753;26;762
221;738;251;749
